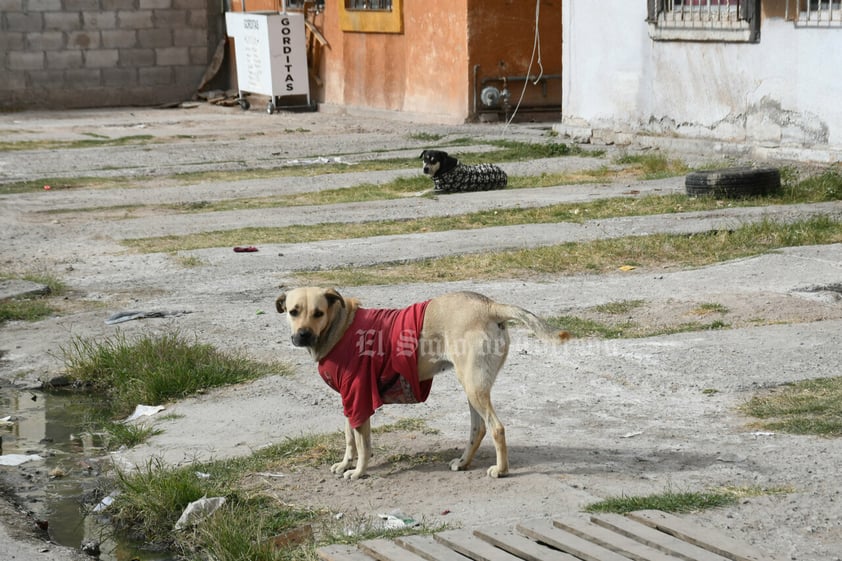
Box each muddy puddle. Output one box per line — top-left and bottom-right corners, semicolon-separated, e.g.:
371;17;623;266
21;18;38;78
0;386;171;560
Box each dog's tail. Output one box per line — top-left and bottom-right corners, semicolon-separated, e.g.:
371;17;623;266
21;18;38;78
492;303;571;344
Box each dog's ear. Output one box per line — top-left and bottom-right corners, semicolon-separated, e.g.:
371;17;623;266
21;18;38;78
324;288;345;309
419;150;428;160
275;293;288;314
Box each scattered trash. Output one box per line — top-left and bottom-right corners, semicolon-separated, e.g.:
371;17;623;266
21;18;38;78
0;453;44;466
256;309;266;315
105;310;191;325
621;431;643;439
233;246;259;252
284;156;353;166
81;539;101;557
377;510;419;529
43;185;51;191
0;416;15;429
93;493;118;513
123;404;165;423
441;509;451;515
255;472;286;478
751;431;776;437
175;496;227;530
195;471;211;479
618;265;636;272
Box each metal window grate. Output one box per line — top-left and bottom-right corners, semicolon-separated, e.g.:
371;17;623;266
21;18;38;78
666;0;742;24
786;0;842;25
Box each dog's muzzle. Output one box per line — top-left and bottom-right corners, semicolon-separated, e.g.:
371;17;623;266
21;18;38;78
291;329;316;347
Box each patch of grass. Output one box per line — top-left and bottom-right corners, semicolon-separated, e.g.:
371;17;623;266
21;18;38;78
0;272;65;325
294;215;842;286
781;169;842;202
742;376;842;436
614;153;689;180
374;418;440;435
691;302;729;315
584;485;790;515
548;315;728;339
0;176;134;194
109;430;445;560
101;420;163;449
593;300;645;315
408;132;444;142
584;489;738;514
60;330;286;419
0;134;155;152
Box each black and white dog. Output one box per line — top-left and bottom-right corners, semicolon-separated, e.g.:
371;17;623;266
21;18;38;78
420;150;507;193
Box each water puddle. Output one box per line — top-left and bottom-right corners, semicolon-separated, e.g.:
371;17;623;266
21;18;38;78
0;386;171;560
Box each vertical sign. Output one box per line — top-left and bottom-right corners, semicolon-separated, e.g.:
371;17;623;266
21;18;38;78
225;11;310;99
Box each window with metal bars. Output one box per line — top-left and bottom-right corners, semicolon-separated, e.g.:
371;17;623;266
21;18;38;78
647;0;760;42
345;0;393;9
785;0;842;26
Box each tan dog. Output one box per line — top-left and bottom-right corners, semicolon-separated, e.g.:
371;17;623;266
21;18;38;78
276;287;569;480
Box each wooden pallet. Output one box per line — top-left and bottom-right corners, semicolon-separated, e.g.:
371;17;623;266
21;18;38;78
317;510;783;561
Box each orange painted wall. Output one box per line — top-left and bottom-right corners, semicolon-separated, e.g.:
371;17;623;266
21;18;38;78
230;0;562;121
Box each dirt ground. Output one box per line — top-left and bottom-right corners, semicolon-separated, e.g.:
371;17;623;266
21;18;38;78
2;104;842;561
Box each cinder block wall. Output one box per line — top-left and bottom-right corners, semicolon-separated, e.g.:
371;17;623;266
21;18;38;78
0;0;222;110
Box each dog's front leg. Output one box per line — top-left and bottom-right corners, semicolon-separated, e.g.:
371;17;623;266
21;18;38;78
331;419;357;476
331;418;371;480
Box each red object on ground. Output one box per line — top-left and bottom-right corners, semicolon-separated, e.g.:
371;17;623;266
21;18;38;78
233;246;258;252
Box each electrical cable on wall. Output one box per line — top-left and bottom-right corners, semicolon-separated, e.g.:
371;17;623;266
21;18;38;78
503;0;544;133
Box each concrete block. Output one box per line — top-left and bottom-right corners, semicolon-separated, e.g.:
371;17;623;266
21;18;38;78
173;27;207;47
102;66;137;86
138;27;172;48
139;0;171;8
119;47;155;67
188;8;208;27
7;12;45;33
43;12;81;31
46;49;83;69
117;10;154;29
8;51;44;70
101;29;137;48
0;31;25;51
85;49;119;68
64;67;101;88
102;0;136;9
83;11;117;29
26;0;62;11
173;0;204;9
65;0;100;9
155;46;189;66
0;71;27;91
0;0;24;11
153;9;188;28
139;65;173;85
188;45;208;65
25;30;65;50
67;31;100;49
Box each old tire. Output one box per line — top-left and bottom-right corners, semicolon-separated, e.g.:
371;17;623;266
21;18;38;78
685;167;780;198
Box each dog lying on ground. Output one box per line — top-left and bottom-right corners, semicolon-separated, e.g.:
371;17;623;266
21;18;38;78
276;287;570;480
420;149;508;193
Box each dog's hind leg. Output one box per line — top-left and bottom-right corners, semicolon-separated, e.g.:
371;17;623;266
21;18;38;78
451;330;510;477
449;401;486;472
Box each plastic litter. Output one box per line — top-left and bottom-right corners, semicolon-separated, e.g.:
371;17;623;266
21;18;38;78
174;496;227;530
105;310;191;325
0;454;44;466
377;510;419;529
123;404;165;423
233;246;258;252
93;493;118;513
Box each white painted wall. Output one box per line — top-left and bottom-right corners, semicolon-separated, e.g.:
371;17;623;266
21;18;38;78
561;1;842;155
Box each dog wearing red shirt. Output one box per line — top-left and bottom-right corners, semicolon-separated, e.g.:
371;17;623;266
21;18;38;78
276;287;570;480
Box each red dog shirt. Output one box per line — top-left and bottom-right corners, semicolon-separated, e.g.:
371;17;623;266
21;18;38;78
318;301;431;428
